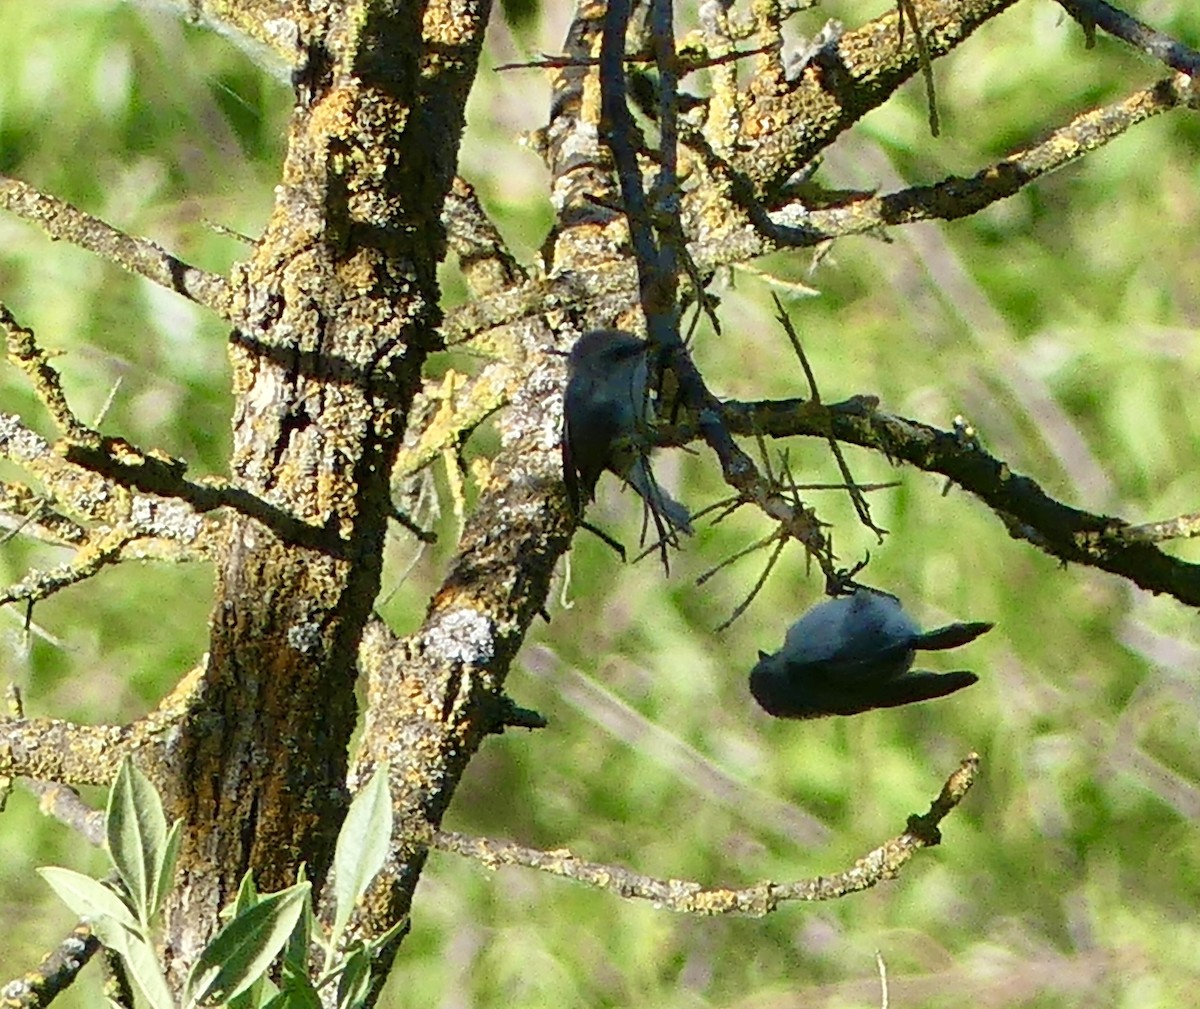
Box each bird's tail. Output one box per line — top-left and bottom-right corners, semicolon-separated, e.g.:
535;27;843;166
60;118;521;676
626;457;693;538
916;621;994;651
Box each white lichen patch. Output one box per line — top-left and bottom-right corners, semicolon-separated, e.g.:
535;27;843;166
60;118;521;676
130;496;205;541
287;621;323;655
424;608;495;666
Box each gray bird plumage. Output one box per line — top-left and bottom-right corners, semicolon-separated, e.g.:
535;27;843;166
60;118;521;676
562;329;693;538
749;588;991;719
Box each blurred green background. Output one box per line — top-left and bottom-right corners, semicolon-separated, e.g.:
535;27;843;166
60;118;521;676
2;0;1200;1006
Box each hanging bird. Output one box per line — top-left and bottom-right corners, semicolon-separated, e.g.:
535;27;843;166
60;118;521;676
562;329;692;539
749;588;991;718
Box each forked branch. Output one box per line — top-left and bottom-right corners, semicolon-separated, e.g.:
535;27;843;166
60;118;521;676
661;397;1200;606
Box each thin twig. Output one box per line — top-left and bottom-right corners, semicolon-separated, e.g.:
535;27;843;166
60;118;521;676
659;395;1200;607
772;295;885;540
695;531;780;586
1057;0;1200;76
0;926;100;1009
433;753;980;915
496;45;771;73
714;534;788;632
1123;512;1200;544
895;0;940;135
0;529;133;607
0;175;232;318
2;305;94;442
779;75;1198;243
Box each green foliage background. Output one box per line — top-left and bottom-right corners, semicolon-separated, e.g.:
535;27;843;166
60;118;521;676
2;1;1200;1005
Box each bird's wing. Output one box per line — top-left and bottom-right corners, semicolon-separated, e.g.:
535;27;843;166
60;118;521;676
788;640;917;685
788;670;980;718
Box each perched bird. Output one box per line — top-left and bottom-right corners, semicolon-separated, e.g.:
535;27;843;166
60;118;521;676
562;329;693;538
749;588;992;718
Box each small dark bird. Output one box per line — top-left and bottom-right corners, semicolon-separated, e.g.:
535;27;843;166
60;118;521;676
562;329;692;538
749;588;992;719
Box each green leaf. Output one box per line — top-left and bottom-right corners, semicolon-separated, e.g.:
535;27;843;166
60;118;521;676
120;933;178;1009
38;867;141;936
106;757;169;926
233;870;260;917
331;764;392;945
153;818;184;919
261;979;322;1009
226;970;278;1009
39;867;173;1009
281;879;312;977
334;946;372;1009
183;881;311;1009
225;874;265;1009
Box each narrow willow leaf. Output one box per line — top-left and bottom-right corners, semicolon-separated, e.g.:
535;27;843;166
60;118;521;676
39;867;173;1009
183;881;311;1009
120;933;177;1009
225;873;266;1009
281;877;312;976
152;818;184;919
261;979;322;1009
255;978;281;1008
233;870;260;917
226;965;277;1009
106;757;168;926
331;764;392;945
334;946;372;1009
38;867;141;936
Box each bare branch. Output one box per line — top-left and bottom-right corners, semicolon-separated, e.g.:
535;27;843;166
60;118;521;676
661;396;1200;606
433;753;978;915
0;528;133;607
1057;0;1200;76
446;65;1193;354
443;177;527;295
0;483;86;548
0;175;233;319
1123;512;1200;544
0;414;222;566
2;685;103;846
729;0;1020;197
494;44;771;73
786;75;1199;240
2;305;93;442
597;0;835;576
0;924;100;1009
0;717;139;786
24;780;106;847
393;367;512;481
